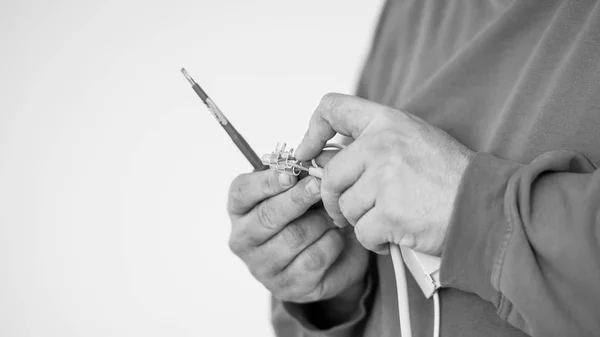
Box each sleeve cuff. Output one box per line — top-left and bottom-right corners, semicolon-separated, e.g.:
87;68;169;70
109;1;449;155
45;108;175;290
275;272;374;337
439;152;522;305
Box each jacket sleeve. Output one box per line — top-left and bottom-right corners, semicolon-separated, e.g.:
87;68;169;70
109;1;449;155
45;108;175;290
270;268;375;337
439;150;600;336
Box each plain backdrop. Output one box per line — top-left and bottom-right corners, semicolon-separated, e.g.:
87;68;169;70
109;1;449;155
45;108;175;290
0;1;382;336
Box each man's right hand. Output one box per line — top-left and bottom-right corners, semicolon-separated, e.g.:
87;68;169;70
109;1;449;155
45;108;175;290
227;167;369;306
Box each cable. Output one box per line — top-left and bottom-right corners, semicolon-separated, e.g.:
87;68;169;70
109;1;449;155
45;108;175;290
300;142;341;179
308;167;323;179
323;142;346;150
321;143;440;337
433;291;440;337
272;140;441;337
390;243;440;337
390;244;413;337
285;162;309;172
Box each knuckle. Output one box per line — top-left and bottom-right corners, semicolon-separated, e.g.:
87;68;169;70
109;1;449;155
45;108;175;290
287;281;323;304
245;257;262;276
281;222;307;249
227;227;255;257
273;272;296;295
290;185;309;205
228;175;247;205
338;193;350;217
377;165;399;186
380;205;398;222
374;107;395;122
256;202;276;229
321;92;339;104
249;260;271;280
319;93;342;115
377;198;398;218
262;171;277;195
375;129;399;148
250;248;284;278
302;246;327;272
269;265;326;303
227;235;242;254
303;283;325;303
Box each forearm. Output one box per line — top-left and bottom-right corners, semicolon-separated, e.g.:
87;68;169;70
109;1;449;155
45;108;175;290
440;151;600;336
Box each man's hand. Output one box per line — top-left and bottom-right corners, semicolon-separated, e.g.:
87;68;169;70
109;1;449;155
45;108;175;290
227;160;369;306
294;93;474;256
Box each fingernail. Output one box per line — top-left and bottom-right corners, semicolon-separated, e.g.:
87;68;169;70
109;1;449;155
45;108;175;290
278;173;295;187
305;177;321;196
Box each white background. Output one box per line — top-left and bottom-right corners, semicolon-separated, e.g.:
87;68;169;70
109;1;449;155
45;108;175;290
0;1;382;336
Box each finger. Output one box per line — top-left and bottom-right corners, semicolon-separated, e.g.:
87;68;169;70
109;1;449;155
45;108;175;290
318;229;370;300
228;169;297;215
313;149;339;168
249;209;335;277
295;93;387;160
338;174;376;226
296;150;338;179
354;209;392;255
232;176;322;248
274;228;345;303
320;141;368;228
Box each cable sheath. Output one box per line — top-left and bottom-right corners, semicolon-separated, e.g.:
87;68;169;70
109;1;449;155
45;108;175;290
390;244;412;337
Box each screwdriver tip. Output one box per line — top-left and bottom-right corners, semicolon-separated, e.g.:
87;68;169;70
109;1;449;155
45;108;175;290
181;68;195;86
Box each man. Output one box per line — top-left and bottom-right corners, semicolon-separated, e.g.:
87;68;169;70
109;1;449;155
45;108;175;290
227;1;600;336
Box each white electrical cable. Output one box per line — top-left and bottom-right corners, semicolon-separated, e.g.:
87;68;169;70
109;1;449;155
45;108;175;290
311;141;440;337
433;291;440;337
305;142;344;179
390;243;440;337
308;167;323;179
322;142;346;150
390;244;413;337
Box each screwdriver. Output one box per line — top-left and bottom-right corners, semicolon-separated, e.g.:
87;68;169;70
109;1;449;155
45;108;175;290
181;68;264;170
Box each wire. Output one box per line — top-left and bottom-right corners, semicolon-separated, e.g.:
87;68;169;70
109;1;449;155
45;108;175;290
301;142;344;179
302;140;440;337
323;142;346;150
274;139;439;336
308;167;323;179
390;244;413;337
285;162;310;172
390;243;440;337
433;291;440;337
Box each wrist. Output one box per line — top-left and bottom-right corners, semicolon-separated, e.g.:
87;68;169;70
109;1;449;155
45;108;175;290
436;144;475;256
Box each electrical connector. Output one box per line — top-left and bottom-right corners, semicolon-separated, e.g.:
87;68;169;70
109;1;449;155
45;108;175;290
261;141;303;175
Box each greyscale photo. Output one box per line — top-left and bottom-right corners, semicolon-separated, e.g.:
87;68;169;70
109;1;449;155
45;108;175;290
1;1;599;336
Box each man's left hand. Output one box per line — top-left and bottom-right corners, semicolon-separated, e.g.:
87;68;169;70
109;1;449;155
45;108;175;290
294;93;474;256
